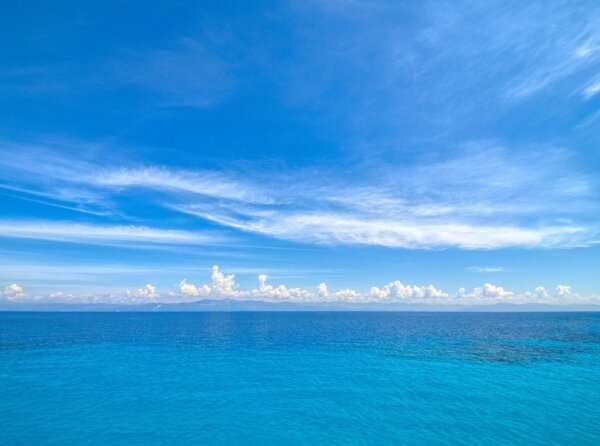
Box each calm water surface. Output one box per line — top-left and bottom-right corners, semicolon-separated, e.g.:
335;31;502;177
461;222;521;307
1;312;599;445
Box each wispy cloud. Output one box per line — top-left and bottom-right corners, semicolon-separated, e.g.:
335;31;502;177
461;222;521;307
178;206;584;249
0;141;267;205
506;41;598;101
170;142;595;249
94;166;269;203
468;266;504;273
416;1;600;102
1;140;596;250
0;185;111;216
583;78;600;98
0;220;220;246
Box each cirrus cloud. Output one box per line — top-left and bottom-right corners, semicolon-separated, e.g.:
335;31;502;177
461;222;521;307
0;220;222;246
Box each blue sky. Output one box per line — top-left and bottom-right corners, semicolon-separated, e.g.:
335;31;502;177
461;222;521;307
1;1;599;304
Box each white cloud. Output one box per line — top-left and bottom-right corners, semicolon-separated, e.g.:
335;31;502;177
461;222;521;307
249;274;312;301
127;284;159;302
4;265;600;305
0;220;219;246
178;279;204;297
0;184;110;217
369;281;448;301
166;266;598;305
177;267;312;301
554;284;585;303
497;10;600;101
95;167;269;204
0;142;269;209
317;282;329;299
533;286;549;299
583;79;600;98
575;41;600;59
172;143;594;250
468;267;504;273
2;283;26;301
1;140;595;251
178;265;240;300
208;265;239;296
184;208;583;250
473;283;514;300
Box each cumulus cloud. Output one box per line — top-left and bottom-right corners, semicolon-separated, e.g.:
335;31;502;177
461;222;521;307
176;267;311;301
554;284;586;303
3;266;600;306
369;281;448;301
317;283;329;299
165;266;600;306
249;274;312;301
454;283;517;304
2;283;26;301
474;283;514;300
533;286;549;299
127;284;159;302
178;279;203;297
177;265;240;299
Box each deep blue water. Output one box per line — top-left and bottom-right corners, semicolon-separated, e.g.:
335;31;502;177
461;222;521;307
1;312;600;445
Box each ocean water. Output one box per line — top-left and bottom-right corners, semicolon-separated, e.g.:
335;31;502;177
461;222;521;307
1;312;599;445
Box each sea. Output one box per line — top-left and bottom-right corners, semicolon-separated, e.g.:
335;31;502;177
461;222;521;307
1;311;599;445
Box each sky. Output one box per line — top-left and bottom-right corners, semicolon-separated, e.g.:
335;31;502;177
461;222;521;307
1;0;600;305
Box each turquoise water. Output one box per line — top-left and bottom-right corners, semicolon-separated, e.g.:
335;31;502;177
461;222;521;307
1;312;600;445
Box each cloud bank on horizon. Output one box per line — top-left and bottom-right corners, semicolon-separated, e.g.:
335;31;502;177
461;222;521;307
1;266;597;306
1;1;599;302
